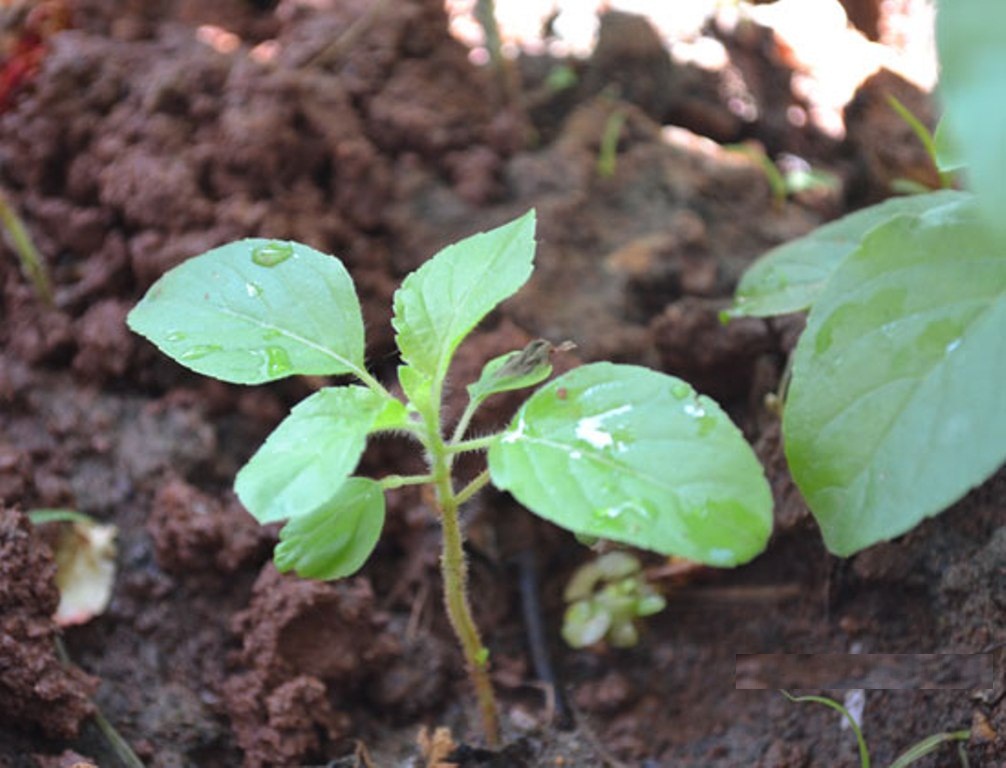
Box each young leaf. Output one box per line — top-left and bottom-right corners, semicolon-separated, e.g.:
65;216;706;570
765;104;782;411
937;0;1006;236
467;340;553;404
784;206;1006;555
729;191;970;318
235;386;399;523
392;211;536;380
128;239;366;384
398;364;434;417
488;363;772;567
273;477;385;580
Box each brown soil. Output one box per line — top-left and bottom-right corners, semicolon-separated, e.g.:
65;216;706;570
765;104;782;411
0;2;1002;766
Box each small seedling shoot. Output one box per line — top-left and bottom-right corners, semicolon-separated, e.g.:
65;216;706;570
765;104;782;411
128;210;772;746
781;692;970;768
561;550;665;649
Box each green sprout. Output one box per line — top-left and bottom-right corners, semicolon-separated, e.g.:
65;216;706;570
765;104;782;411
0;187;53;306
597;108;627;179
782;691;971;768
562;551;665;649
128;211;772;745
885;94;955;190
726;142;839;208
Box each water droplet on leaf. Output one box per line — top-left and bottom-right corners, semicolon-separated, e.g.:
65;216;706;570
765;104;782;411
180;344;222;361
670;382;689;400
245;281;263;297
251;241;294;267
166;331;187;342
264;346;292;376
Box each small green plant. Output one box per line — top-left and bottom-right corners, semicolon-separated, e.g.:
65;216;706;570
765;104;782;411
885;94;955;192
0;187;53;306
561;551;665;649
597;108;627;178
726;0;1006;557
726;142;839;208
781;692;971;768
128;211;772;745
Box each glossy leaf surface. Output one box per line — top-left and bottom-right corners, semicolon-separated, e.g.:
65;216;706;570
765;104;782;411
393;212;536;379
235;386;397;523
274;478;385;580
730;191;970;318
489;363;772;566
128;239;365;384
785;206;1006;554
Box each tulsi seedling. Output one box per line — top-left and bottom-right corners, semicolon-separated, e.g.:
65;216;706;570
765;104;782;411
561;551;665;649
128;210;772;745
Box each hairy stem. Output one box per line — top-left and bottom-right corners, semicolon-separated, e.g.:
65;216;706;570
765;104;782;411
456;469;492;507
448;433;501;455
428;433;500;746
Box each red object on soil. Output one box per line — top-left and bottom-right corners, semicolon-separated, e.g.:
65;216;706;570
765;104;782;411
0;1;70;112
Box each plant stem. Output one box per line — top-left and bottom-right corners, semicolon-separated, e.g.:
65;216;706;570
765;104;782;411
428;432;500;746
450;396;483;446
352;366;395;401
448;433;501;455
456;469;492;506
378;473;434;490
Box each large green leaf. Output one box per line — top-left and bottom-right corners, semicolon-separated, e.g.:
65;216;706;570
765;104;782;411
729;191;970;318
274;478;385;580
488;363;772;566
784;206;1006;555
392;211;536;379
128;239;366;384
937;0;1006;235
235;386;399;523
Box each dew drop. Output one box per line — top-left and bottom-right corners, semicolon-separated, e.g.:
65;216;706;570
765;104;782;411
251;241;294;267
264;346;292;376
245;281;263;298
180;344;222;361
670;382;690;400
166;331;187;342
683;402;706;419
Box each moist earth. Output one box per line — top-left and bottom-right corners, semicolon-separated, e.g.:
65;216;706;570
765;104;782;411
0;1;1002;766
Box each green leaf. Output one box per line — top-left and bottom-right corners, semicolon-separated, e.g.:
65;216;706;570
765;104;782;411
273;478;385;580
729;191;971;318
937;0;1006;235
784;205;1006;555
235;386;393;523
467;340;553;404
933;117;966;173
888;730;971;768
398;364;433;416
392;211;536;380
562;600;611;648
488;363;772;566
127;239;365;384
